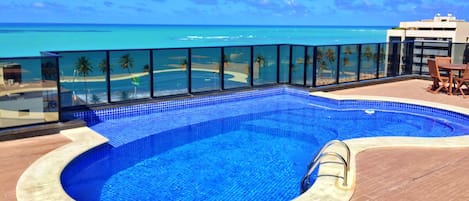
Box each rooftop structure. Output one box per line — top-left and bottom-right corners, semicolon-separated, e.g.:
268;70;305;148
386;14;469;74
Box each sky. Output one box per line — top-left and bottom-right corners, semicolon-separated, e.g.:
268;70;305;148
1;0;469;26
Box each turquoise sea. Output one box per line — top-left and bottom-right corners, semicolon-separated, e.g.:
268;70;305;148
0;23;389;58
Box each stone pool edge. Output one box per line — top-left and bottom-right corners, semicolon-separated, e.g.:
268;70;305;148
294;92;469;201
16;127;108;201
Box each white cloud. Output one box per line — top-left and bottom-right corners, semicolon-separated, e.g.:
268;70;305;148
33;2;45;8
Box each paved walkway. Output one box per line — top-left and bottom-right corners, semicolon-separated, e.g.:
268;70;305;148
0;79;468;201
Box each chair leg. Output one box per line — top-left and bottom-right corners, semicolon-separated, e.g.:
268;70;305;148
455;81;467;98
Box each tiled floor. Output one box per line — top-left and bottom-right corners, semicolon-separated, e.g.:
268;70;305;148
0;79;468;201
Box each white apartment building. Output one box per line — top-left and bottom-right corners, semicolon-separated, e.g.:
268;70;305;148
386;14;469;74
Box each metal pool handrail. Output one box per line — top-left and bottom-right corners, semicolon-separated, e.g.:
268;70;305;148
300;140;351;193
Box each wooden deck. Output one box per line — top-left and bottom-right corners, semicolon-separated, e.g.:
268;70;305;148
0;79;468;201
0;134;70;201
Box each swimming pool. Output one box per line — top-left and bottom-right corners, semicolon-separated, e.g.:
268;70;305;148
61;87;469;201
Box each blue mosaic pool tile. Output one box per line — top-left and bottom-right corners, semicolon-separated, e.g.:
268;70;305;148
73;85;468;147
72;86;469;128
73;87;289;122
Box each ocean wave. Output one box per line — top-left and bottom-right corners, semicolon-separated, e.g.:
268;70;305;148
179;35;255;41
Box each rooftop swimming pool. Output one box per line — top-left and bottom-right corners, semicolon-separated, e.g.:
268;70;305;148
61;87;469;201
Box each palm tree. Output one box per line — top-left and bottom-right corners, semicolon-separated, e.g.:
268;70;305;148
344;46;353;56
99;59;107;74
180;59;188;70
119;54;137;98
364;46;374;62
143;64;150;73
91;94;100;104
343;57;351;67
223;54;230;67
342;46;353;68
316;48;326;76
255;55;265;68
119;53;134;74
75;56;93;104
326;48;336;64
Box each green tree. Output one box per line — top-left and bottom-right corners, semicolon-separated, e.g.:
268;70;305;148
344;46;353;56
343;57;351;67
255;55;265;68
119;53;134;74
342;46;353;67
143;64;150;73
364;46;374;62
119;54;138;98
223;54;230;67
316;48;327;72
99;59;108;74
75;56;93;104
91;94;100;104
326;48;336;64
180;59;188;70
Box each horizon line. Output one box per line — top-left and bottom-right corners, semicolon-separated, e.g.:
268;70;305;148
0;22;394;27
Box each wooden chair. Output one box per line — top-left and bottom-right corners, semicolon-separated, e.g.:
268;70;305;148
435;56;451;77
454;64;469;98
427;59;450;94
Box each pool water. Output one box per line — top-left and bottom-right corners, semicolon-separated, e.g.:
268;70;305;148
61;89;469;201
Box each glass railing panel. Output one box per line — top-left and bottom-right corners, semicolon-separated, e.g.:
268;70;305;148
279;45;290;83
378;43;387;78
291;45;305;85
452;43;467;64
253;45;277;85
153;49;189;96
316;46;338;86
109;50;151;102
0;57;59;128
191;47;221;93
339;45;359;83
56;51;107;106
360;44;378;80
223;47;250;89
306;47;314;86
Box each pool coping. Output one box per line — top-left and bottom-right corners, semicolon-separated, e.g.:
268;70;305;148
16;127;108;201
15;91;469;201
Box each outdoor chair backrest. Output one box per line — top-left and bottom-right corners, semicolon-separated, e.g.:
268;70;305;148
435;56;452;66
427;59;438;78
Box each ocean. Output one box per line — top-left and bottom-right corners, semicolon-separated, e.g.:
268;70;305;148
0;23;389;58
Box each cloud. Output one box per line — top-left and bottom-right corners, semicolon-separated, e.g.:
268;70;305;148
33;2;45;8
